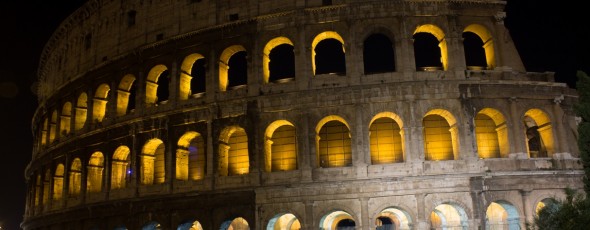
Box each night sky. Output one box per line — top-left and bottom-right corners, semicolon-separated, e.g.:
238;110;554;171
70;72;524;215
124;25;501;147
0;1;586;229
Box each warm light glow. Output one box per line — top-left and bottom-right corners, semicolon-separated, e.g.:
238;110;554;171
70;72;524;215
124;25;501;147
430;204;465;229
41;118;48;146
414;24;448;70
42;170;50;206
60;102;72;135
111;146;130;190
227;217;249;230
69;158;82;196
176;131;206;180
87;152;104;193
264;120;297;172
117;74;136;116
377;208;412;230
49;110;57;143
535;198;556;215
369;116;404;164
464;24;495;69
311;31;345;75
219;45;246;92
267;213;300;230
263;37;294;83
35;174;41;206
316;116;352;168
75;93;88;131
423;114;453;161
320;210;354;230
486;201;520;229
228;128;249;176
141;139;166;185
93;84;110;122
146;65;168;105
524;109;555;158
180;53;205;100
52;164;64;201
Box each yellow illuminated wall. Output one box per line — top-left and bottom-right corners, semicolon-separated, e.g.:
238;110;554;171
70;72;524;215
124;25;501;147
146;65;168;106
464;24;496;69
176;131;206;180
219;45;246;91
228;217;249;230
263;37;294;83
264;120;297;172
49;110;57;143
311;31;345;76
43;170;50;206
75;93;88;131
69;158;82;196
35;174;41;206
52;164;64;201
111;146;130;190
93;84;110;122
369;117;404;164
486;202;508;227
41;118;48;146
475;114;501;158
270;214;300;230
141;139;166;184
423;114;454;161
430;204;463;229
60;102;72;135
117;74;136;116
317;118;352;168
414;24;448;71
87;152;104;193
228;129;249;176
524;109;555;158
180;54;205;100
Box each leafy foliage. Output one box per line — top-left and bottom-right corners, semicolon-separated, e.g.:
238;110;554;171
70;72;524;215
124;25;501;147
575;71;590;193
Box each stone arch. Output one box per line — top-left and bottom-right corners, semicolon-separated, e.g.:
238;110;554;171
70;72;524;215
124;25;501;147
177;219;203;230
485;200;521;230
69;158;82;196
369;112;405;164
146;64;169;105
423;109;459;160
117;74;136;116
111;146;130;190
264;120;297;172
92;83;110;123
40;117;48;146
219;45;247;91
34;173;42;206
218;126;249;176
523;108;555;158
475;108;510;158
87;151;104;193
75;92;88;131
429;202;469;230
375;207;413;230
49;110;58;143
316;115;352;168
266;213;301;230
176;131;206;180
319;210;356;230
220;217;250;230
60;102;72;135
363;33;396;74
141;138;166;185
413;24;448;71
311;31;346;76
52;163;65;201
180;53;206;100
42;169;50;207
263;37;295;84
463;24;495;69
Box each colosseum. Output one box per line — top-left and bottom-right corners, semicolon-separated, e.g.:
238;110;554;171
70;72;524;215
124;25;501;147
23;0;583;229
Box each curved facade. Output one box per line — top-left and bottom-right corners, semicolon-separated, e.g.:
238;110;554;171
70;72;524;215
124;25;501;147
24;0;583;230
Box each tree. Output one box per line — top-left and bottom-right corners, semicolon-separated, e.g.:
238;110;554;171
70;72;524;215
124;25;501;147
575;70;590;193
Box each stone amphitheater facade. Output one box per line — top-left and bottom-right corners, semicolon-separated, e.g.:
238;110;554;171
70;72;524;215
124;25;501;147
23;0;583;229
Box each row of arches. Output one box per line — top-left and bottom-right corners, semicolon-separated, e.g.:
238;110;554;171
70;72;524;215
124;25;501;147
86;199;559;230
30;107;557;213
38;23;496;147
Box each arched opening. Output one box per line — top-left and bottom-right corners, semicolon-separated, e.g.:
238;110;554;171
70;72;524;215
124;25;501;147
312;31;346;76
221;217;250;230
177;220;203;230
523;109;555;158
463;24;495;70
430;203;469;230
413;24;447;71
41;118;48;146
219;45;247;91
142;221;162;230
264;120;297;172
111;146;130;190
117;74;136;116
42;169;50;207
146;65;169;106
535;198;558;216
462;32;487;70
475;108;509;158
423;109;458;161
486;201;521;230
376;207;413;230
75;93;88;131
369;112;405;164
141;138;166;185
219;126;249;176
49;110;57;143
316;116;352;168
180;53;206;100
87;152;104;193
319;210;355;230
52;164;64;201
34;174;41;206
267;213;301;230
60;102;72;135
263;37;296;84
69;158;82;197
176;131;206;180
93;84;110;123
364;33;395;74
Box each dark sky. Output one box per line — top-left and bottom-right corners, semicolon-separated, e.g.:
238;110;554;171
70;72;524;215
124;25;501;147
0;1;585;229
